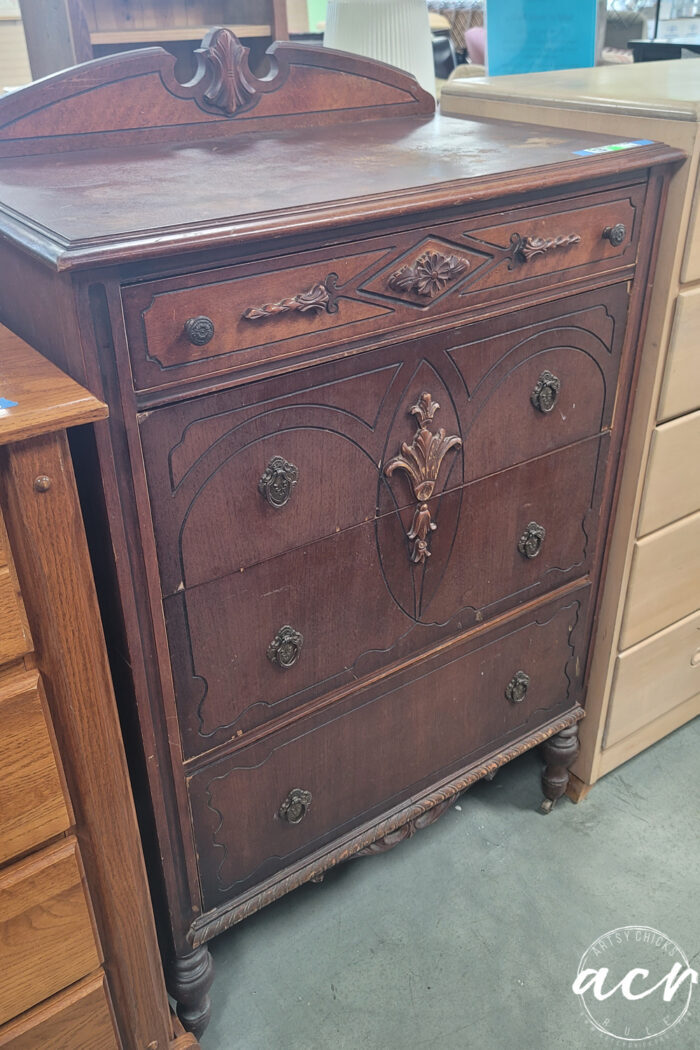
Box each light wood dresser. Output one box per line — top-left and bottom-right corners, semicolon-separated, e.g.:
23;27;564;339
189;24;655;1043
0;33;683;1036
0;328;197;1050
441;63;700;799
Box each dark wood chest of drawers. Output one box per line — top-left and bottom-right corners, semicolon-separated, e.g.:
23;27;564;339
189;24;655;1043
0;30;682;1039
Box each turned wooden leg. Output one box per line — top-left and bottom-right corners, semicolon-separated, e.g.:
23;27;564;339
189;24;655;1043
540;723;580;814
168;946;215;1039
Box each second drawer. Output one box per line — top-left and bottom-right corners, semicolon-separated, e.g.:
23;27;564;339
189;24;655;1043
168;435;606;757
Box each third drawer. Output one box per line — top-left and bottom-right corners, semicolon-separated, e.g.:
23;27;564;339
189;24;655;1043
187;584;589;909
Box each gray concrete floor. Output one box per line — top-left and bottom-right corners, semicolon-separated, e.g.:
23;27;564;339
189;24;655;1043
203;717;699;1050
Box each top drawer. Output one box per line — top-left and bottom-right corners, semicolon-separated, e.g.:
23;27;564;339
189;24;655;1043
122;183;644;393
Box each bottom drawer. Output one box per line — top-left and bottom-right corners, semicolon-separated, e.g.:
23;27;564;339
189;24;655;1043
189;586;590;909
605;609;700;747
0;973;120;1050
0;838;101;1025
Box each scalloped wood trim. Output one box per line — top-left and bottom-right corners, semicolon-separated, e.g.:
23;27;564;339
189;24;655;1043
0;28;434;159
188;705;584;946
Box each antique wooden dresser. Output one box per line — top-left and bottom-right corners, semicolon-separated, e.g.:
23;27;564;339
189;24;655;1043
0;31;682;1037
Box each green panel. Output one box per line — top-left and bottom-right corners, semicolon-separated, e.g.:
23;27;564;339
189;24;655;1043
307;0;327;31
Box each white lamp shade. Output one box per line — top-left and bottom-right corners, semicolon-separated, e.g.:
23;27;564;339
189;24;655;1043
324;0;436;98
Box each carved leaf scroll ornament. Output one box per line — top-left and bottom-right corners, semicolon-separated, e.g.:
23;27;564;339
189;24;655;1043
242;274;340;321
384;393;462;565
388;251;469;298
194;27;255;116
508;232;581;267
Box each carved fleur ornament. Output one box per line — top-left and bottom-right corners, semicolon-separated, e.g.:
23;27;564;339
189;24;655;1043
385;393;462;564
389;251;469;298
194;28;255;116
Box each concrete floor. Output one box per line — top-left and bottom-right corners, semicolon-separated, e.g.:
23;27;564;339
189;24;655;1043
203;717;699;1050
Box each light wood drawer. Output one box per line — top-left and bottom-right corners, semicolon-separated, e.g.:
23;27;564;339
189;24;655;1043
0;670;71;866
620;510;700;649
638;410;700;536
658;288;700;422
606;609;700;747
0;566;31;667
0;972;120;1050
0;838;101;1025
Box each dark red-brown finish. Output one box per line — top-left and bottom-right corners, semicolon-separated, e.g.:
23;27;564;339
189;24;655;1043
0;29;681;1037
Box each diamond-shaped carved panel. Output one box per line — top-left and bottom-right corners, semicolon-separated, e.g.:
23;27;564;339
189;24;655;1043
360;236;493;307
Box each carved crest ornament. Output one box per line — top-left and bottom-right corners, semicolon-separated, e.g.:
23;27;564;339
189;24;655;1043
385;393;462;564
191;27;258;116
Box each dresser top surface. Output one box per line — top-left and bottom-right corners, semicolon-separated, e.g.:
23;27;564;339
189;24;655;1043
0;114;681;271
0;34;684;271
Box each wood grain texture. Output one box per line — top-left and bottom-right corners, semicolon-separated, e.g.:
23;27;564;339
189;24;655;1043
0;327;107;445
658;286;700;422
638;410;700;535
0;972;120;1050
621;510;700;648
0;566;31;666
0;837;101;1025
0;432;174;1050
605;608;700;747
0;669;71;867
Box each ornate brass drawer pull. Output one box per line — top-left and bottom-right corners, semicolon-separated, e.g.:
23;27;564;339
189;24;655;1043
242;274;339;320
603;223;626;246
267;625;304;670
505;671;530;704
184;315;215;346
259;456;299;509
531;370;561;414
384;392;462;565
518;521;546;559
388;250;469;298
509;232;581;265
279;788;312;824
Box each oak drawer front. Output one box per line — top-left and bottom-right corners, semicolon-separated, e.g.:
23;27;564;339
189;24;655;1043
620;510;700;649
0;672;71;867
638;410;700;536
141;287;626;596
188;587;588;907
0;973;120;1050
658;288;700;422
0;838;101;1025
0;565;31;667
124;184;641;392
605;609;700;748
167;436;605;757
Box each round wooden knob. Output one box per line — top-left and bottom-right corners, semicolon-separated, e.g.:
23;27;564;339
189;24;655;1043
184;315;215;346
603;223;626;247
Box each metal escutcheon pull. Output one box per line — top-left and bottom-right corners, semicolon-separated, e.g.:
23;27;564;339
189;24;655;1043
518;521;546;559
279;788;312;824
531;370;561;414
259;456;299;509
184;315;215;346
603;223;626;247
267;625;304;670
505;671;530;704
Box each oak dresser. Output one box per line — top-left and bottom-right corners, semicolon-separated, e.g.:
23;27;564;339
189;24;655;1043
441;63;700;798
0;31;683;1037
0;328;199;1050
